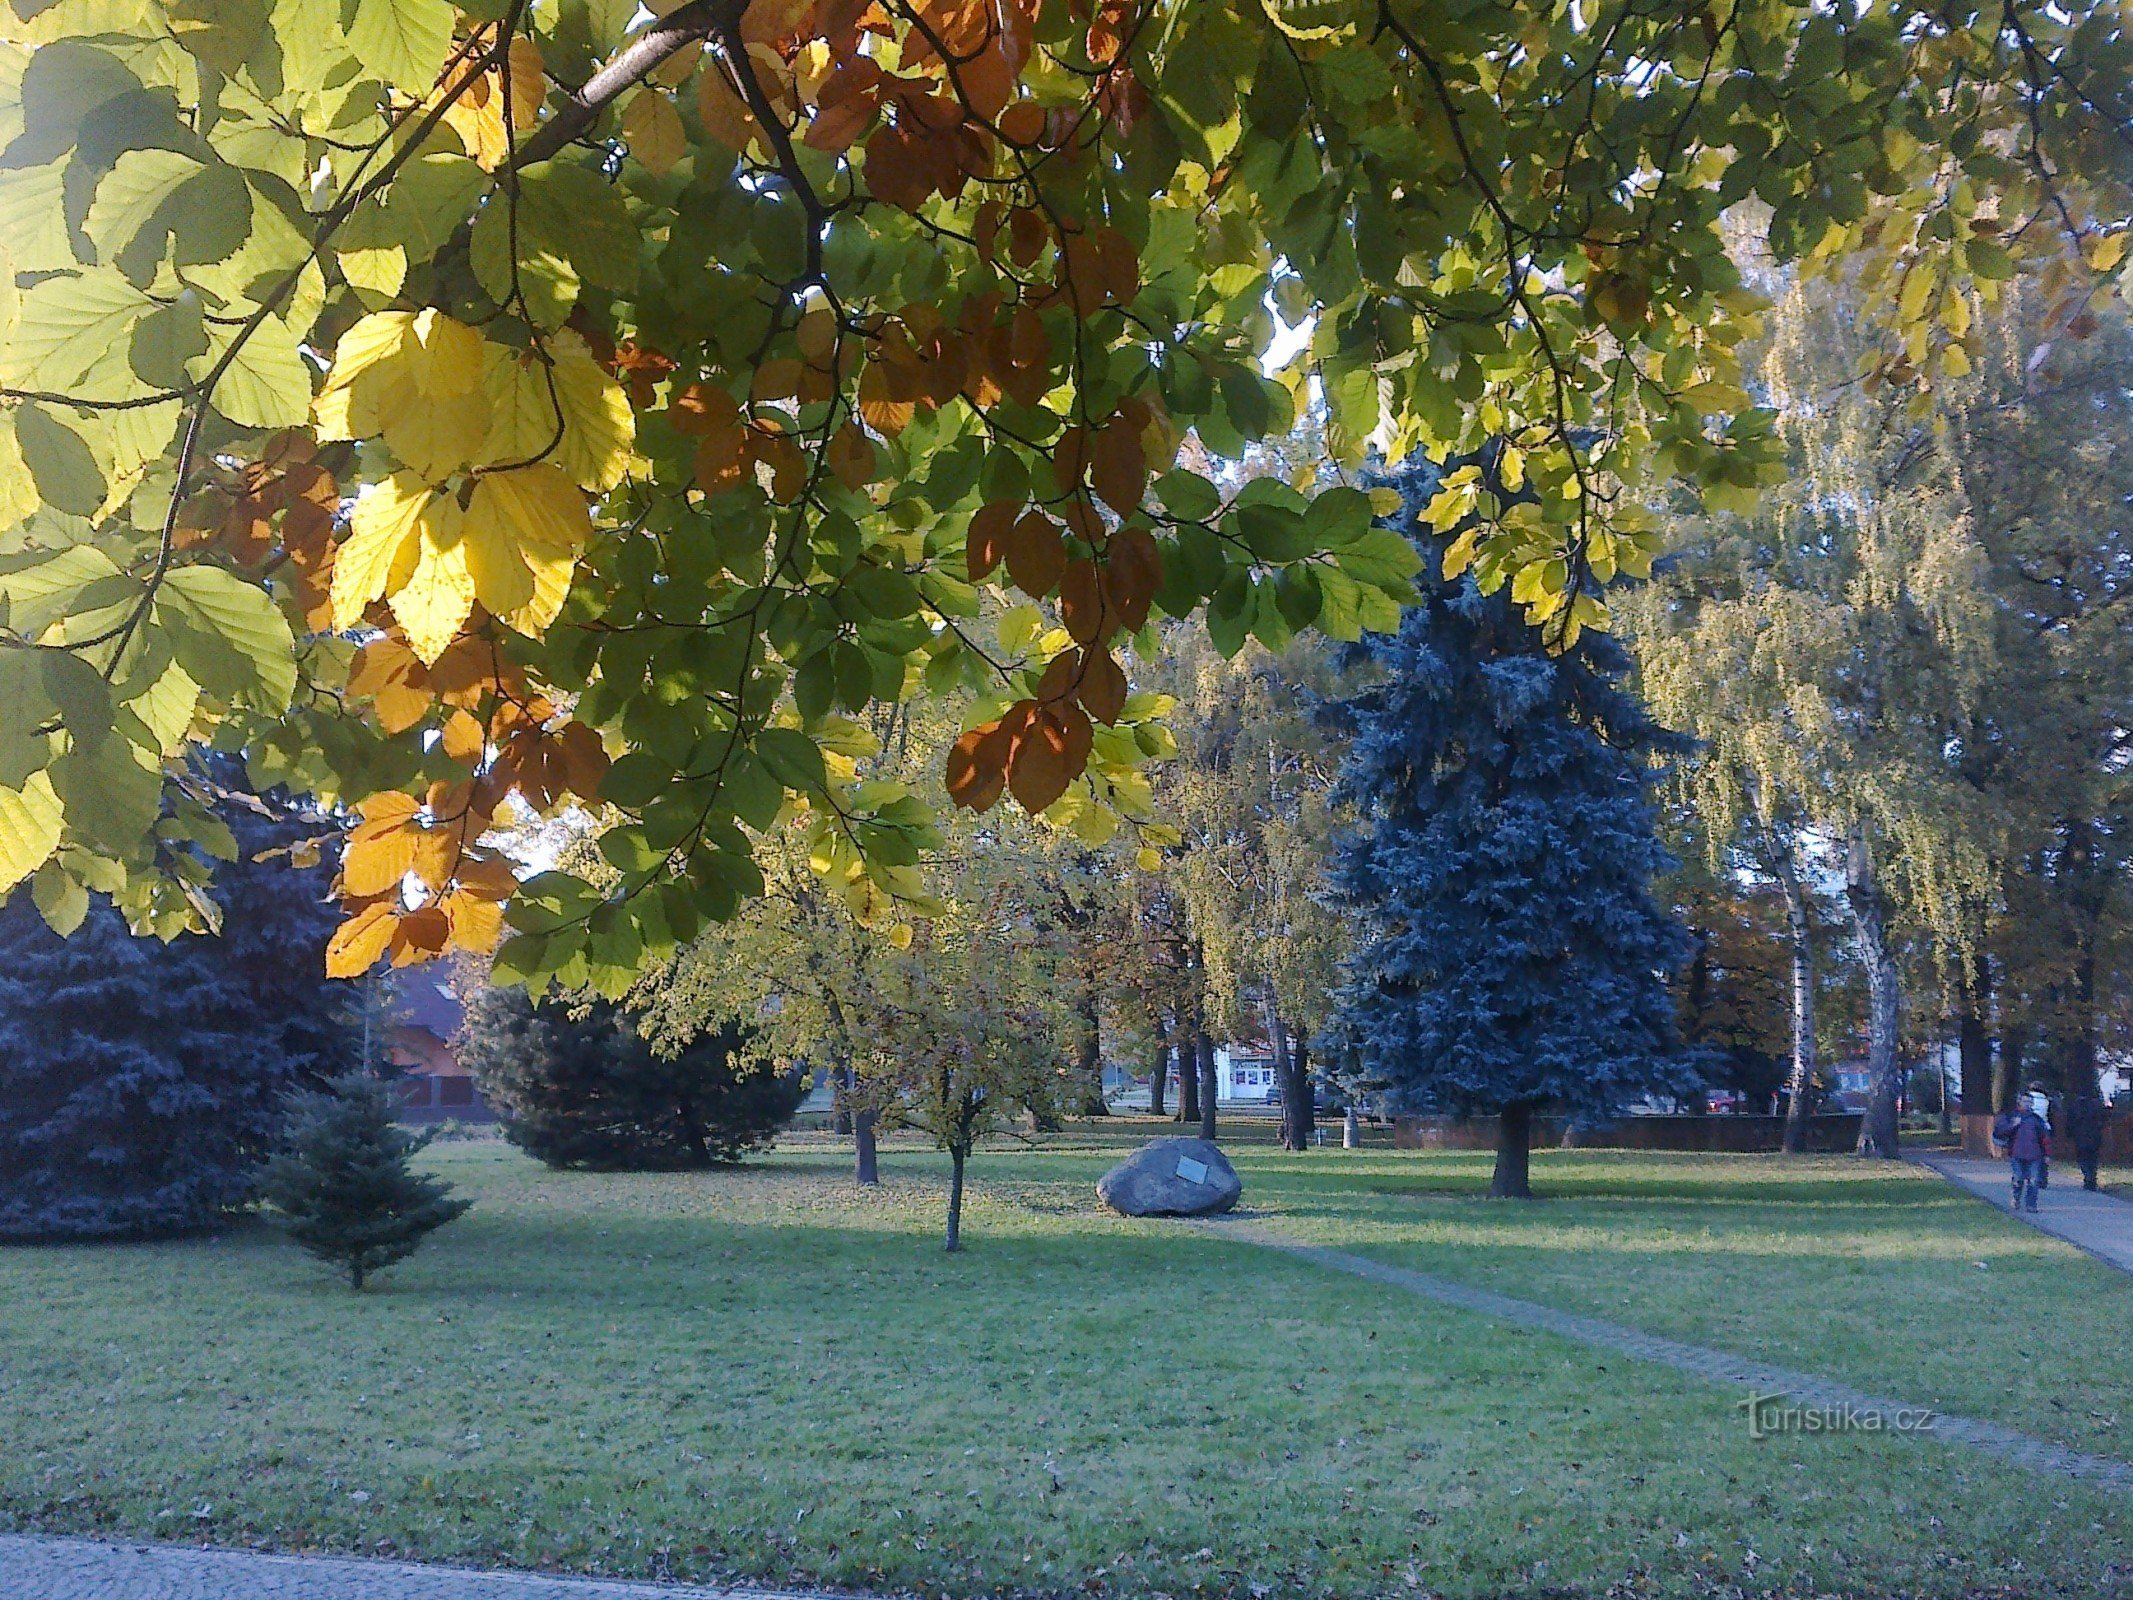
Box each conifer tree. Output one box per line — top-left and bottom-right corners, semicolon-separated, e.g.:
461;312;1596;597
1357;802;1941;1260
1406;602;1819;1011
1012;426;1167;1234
1326;462;1697;1198
462;988;802;1170
0;785;343;1240
260;1072;471;1290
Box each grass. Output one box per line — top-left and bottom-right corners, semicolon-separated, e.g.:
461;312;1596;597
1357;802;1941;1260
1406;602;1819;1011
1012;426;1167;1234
2;1123;2129;1599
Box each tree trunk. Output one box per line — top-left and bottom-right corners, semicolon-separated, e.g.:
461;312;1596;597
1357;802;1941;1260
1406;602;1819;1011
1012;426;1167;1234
1491;1101;1535;1199
1767;830;1817;1155
676;1092;712;1166
945;1144;967;1253
1847;825;1903;1159
1266;1001;1311;1152
848;1066;879;1186
1072;986;1108;1117
1957;949;1992;1154
1196;1027;1218;1142
1285;1040;1315;1151
1343;1106;1360;1148
1997;1028;2023;1116
2063;942;2101;1100
1148;1037;1168;1118
1178;1034;1201;1124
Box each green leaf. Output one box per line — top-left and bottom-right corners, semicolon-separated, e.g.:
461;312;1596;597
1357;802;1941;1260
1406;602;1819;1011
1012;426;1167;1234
30;858;88;935
0;271;159;395
0;771;64;894
84;147;205;278
0;545;127;637
192;312;313;429
754;726;826;793
345;0;454;92
1155;469;1221;521
11;404;106;517
471;160;638;325
155;565;297;710
0;160;79;275
49;729;163;853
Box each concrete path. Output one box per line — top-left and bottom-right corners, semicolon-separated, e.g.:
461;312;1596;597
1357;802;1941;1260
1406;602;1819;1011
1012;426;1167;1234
1196;1214;2133;1495
0;1536;834;1600
1912;1152;2133;1274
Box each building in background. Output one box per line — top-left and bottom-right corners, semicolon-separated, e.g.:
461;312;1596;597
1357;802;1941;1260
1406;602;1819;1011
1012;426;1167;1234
383;970;495;1123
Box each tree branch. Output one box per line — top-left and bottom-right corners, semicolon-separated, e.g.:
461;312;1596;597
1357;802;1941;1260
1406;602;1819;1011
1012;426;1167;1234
512;0;746;169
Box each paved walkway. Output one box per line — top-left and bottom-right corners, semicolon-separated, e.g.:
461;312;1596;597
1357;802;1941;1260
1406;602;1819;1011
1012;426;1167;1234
0;1536;833;1600
1195;1214;2133;1495
1912;1152;2133;1274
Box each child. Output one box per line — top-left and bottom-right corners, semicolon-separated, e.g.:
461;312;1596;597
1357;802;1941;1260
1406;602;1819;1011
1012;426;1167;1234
1993;1089;2052;1213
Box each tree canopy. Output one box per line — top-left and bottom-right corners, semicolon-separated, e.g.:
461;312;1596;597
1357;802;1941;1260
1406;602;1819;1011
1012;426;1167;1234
2;0;2129;980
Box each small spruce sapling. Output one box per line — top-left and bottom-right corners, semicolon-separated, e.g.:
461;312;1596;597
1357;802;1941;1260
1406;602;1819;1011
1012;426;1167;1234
261;1072;470;1289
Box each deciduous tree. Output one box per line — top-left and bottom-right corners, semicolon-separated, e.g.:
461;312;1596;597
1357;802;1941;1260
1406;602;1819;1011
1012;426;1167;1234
4;0;2124;1001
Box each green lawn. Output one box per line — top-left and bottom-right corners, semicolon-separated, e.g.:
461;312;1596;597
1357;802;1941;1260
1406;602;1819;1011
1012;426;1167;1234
3;1125;2128;1599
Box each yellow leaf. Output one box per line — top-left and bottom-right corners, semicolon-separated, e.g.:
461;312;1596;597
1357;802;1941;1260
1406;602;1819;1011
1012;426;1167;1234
2084;231;2126;273
461;480;540;619
502;544;576;636
549;329;635;490
318;308;489;479
478;343;564;466
623;88;687;178
318;311;416;405
1135;845;1162;872
1941;342;1972;379
325;902;398;977
331;472;434;630
887;921;913;949
390;499;475;663
442;890;504;952
342;826;417;897
471;462;591;553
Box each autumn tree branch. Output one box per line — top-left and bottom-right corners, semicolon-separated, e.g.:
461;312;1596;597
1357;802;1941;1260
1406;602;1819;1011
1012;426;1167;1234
512;0;748;168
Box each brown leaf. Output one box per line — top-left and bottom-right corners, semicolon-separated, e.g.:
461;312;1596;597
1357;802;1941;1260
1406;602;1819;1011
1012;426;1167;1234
826;423;877;489
1004;510;1066;597
1089;413;1146;514
1106;525;1163;631
1057;558;1114;645
693;420;753;495
946;718;1011;811
1008;702;1091;813
1078;646;1127;724
966;500;1019;581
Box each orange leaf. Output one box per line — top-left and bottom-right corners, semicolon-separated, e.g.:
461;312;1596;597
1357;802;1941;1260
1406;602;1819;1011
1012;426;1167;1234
388;905;452;965
347;639;434;735
441;708;487;764
325;902;398;978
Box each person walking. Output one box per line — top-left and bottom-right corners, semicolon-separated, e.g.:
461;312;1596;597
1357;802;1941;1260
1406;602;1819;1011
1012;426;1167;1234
1992;1089;2052;1213
2066;1090;2107;1193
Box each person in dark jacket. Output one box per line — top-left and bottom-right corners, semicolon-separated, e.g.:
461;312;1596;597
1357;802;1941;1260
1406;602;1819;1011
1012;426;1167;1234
2066;1092;2107;1192
1993;1090;2052;1212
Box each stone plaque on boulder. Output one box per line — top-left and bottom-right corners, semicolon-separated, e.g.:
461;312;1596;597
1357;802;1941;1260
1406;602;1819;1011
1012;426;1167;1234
1097;1137;1242;1217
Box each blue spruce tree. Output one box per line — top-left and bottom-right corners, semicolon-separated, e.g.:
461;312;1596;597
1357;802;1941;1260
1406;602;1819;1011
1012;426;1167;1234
0;780;345;1239
1326;458;1699;1197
